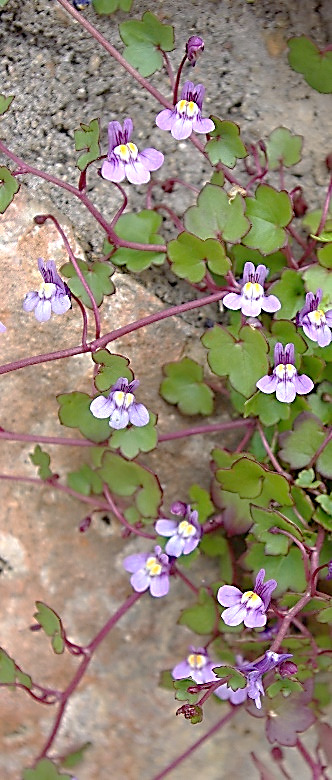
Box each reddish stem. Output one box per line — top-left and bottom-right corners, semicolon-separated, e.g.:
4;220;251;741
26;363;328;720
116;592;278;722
103;484;155;540
158;418;254;442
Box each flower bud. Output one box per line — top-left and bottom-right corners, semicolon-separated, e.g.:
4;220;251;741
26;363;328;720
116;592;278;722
271;746;284;762
186;36;205;66
170;500;187;517
292;187;308;217
278;660;298;678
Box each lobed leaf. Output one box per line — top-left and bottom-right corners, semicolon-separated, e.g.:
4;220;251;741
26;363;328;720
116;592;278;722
167;232;230;283
185;183;249;242
92;350;133;392
93;0;132;13
98;451;162;519
243;185;293;254
58;391;110;443
178;587;217;634
160;357;214;415
109;412;158;459
29;445;53;480
288;36;332;93
0;166;20;214
104;210;166;272
205;118;247;168
265;127;303;170
74;118;100;172
119;12;174;77
202;324;269;398
61;259;114;308
34;602;65;655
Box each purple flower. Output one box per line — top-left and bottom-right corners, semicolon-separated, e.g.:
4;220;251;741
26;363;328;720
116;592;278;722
217;569;277;629
186;36;205;67
326;560;332;580
242;651;293;710
223;262;281;318
296;288;332;347
123;545;170;597
156;81;215;141
23;258;71;322
172;646;217;684
172;647;247;705
0;321;6;333
90;377;149;430
155;502;202;557
256;342;314;404
101;118;164;185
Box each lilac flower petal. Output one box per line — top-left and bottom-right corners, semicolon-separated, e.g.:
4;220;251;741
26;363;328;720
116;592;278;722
171;115;194;140
293;374;314;395
109;408;130;429
243;262;255;284
244;609;266;628
125;160;150;185
156;109;175;131
254;569;265;591
273;342;284;366
123;553;148;573
181;80;196;101
122;117;133;143
51;293;71;315
259;578;277;609
107;120;124;150
182;536;200;555
222;292;243;311
101;158;126;183
325;310;332;325
284;343;295;364
241;298;262;317
221;604;248;626
23;291;39;312
112;378;129;392
316;324;332;347
128;379;140;392
131;569;150;592
34;298;52;322
128;403;149;427
192;115;215;134
301;321;318;342
150;572;169;597
229;686;248;705
90;395;115;419
217;585;242;607
256;375;278;394
0;321;6;333
261;295;281;313
172;660;192;679
155;519;177;537
38;257;47;278
165;535;184;557
192;82;205;107
275;379;296;404
138;148;164;171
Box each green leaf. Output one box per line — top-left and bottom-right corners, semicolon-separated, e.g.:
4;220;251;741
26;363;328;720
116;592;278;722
160;357;214;415
104;210;165;272
202;324;269;398
250;506;303;556
61;742;91;769
243;185;293;254
93;0;132;13
188;485;214;522
200;534;233;583
212;665;246;690
231;245;286;276
295;468;321;488
167;232;230;283
119;12;174;77
205;118;247;168
92;350;133;392
279;413;325;470
29;445;53;480
0;166;20;214
317;439;332;479
216;458;292;504
185;183;249;242
302;209;332;240
318;243;332;269
98;451;162;519
178;588;217;634
288;36;332;93
23;759;71;780
270;320;307;356
244;390;291;426
267;679;302;698
268;269;305;319
34;602;65;655
0;649;32;689
109;412;157;459
0;94;14;115
316;494;332;516
74;118;100;172
61;259;114;308
58;391;110;443
317;607;332;624
173;678;199;704
303;265;332;309
67;463;103;495
242;543;306;595
265;127;303;169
